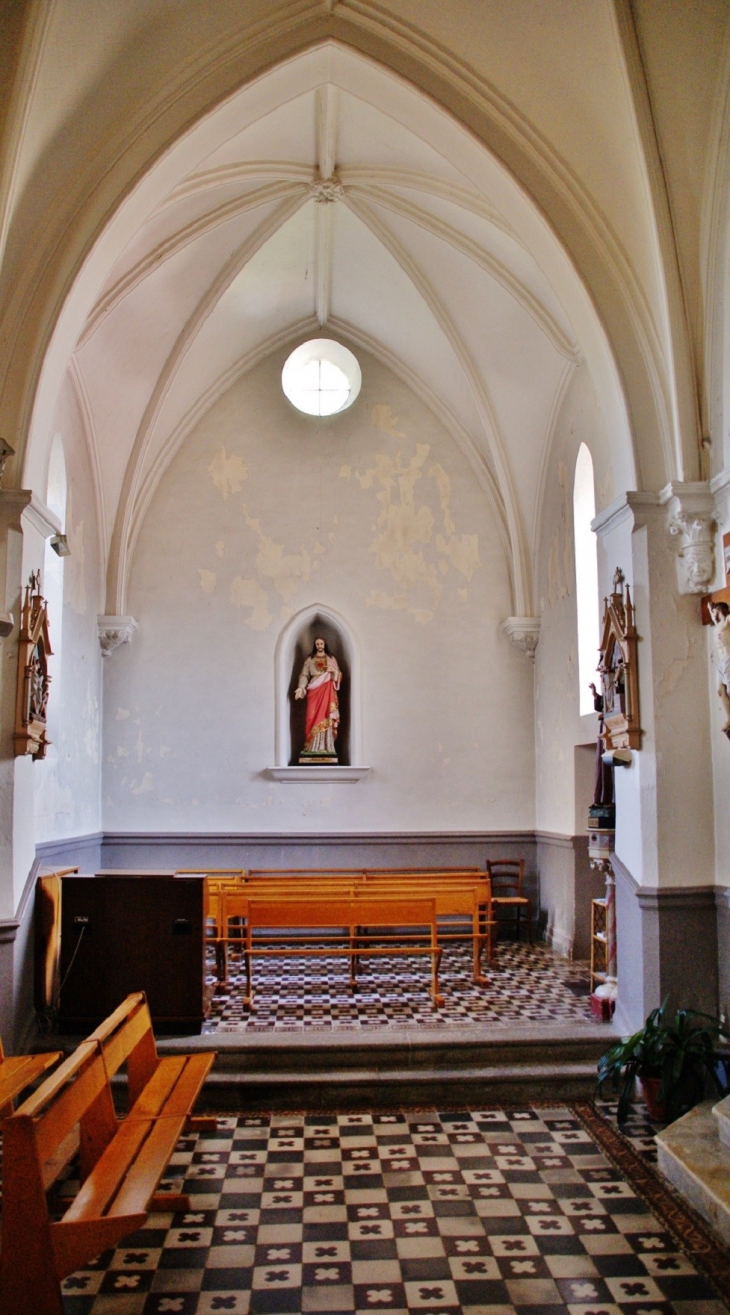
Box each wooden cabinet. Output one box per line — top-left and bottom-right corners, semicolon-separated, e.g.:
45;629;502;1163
590;897;608;994
56;872;205;1034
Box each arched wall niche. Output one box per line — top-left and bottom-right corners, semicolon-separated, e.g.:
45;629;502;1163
275;604;362;769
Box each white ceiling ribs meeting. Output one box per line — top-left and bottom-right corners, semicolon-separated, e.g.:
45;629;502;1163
348;184;579;361
346;191;533;616
106;190;309;613
80;180;309;347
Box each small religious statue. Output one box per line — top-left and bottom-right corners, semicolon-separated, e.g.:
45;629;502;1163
14;570;52;760
294;636;342;764
588;679;615;828
709;600;730;739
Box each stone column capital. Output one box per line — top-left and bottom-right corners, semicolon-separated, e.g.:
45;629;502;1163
98;615;138;657
662;481;716;593
502;616;540;661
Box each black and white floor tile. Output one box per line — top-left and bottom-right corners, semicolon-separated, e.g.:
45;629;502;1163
61;1105;728;1315
204;942;594;1033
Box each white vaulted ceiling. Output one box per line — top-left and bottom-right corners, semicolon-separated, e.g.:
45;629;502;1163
57;43;632;616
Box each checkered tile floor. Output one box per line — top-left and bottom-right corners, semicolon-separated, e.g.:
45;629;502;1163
60;1106;727;1314
204;942;594;1032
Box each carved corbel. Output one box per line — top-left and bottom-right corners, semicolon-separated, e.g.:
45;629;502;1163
98;615;138;657
665;484;716;594
502;617;540;662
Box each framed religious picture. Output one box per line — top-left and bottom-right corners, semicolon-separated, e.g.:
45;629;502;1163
597;568;642;752
15;571;52;760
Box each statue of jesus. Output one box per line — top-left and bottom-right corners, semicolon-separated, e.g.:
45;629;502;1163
709;600;730;737
294;636;342;764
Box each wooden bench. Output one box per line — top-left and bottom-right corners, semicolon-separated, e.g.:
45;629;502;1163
0;1039;62;1119
0;993;215;1315
214;874;495;984
242;896;443;1007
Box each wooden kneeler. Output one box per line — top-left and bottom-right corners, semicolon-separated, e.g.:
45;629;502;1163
0;994;215;1315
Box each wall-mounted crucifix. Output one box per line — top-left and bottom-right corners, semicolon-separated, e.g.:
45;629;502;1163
701;531;730;740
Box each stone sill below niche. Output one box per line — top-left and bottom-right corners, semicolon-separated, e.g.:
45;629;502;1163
266;766;371;783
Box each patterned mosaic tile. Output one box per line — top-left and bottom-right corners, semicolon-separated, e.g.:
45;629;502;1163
203;941;594;1032
58;1106;729;1314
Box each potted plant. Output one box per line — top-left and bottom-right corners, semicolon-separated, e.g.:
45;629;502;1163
596;1000;730;1125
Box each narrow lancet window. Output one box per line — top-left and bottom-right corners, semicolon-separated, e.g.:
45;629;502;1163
573;443;599;715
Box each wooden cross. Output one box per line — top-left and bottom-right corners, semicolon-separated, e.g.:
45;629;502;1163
701;531;730;623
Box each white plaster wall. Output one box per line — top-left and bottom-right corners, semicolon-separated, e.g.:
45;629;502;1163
102;347;535;833
534;363;613;838
33;376;103;844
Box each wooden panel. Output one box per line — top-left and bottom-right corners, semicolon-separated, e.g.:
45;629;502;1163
63;1117;151;1221
35;1054;109;1168
110;1115;187;1217
58;876;204;1032
0;1051;61;1110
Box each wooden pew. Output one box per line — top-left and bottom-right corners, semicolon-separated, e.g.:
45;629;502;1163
0;1039;62;1120
243;895;443;1007
0;993;215;1315
215;874;495;984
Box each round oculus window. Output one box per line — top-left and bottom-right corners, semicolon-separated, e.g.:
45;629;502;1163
282;339;361;417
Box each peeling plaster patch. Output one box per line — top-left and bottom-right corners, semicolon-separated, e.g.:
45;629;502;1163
243;508;311;602
371;404;406;437
436;531;479;578
366;589;406;611
116;707;130;720
199;568;217;594
83;684;99;762
131;773;154;795
658;658;691;699
354;443;478;623
117;745;128;756
230;575;273;630
135;730;144;764
159;746;171;757
209;446;248;498
339;465;351;480
279;605;294;623
313;542;325;554
597;466;614;512
658;621;692;700
66;510;87;614
458;588;468;602
215;541;225;557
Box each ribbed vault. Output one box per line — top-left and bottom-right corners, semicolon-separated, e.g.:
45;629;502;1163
24;42;636;616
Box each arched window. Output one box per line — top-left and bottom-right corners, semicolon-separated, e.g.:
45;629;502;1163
43;434;67;746
573;443;600;715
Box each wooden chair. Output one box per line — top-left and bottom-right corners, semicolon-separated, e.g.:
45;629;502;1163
485;858;532;944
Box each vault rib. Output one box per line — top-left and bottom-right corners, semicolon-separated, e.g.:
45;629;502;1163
346;191;533;616
106;190;309;615
81;181;308;346
350;183;580;361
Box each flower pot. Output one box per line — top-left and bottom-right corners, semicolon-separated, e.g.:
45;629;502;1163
639;1076;666;1123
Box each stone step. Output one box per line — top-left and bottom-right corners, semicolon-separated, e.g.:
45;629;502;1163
157;1024;613;1076
196;1060;598;1111
656;1100;730;1246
